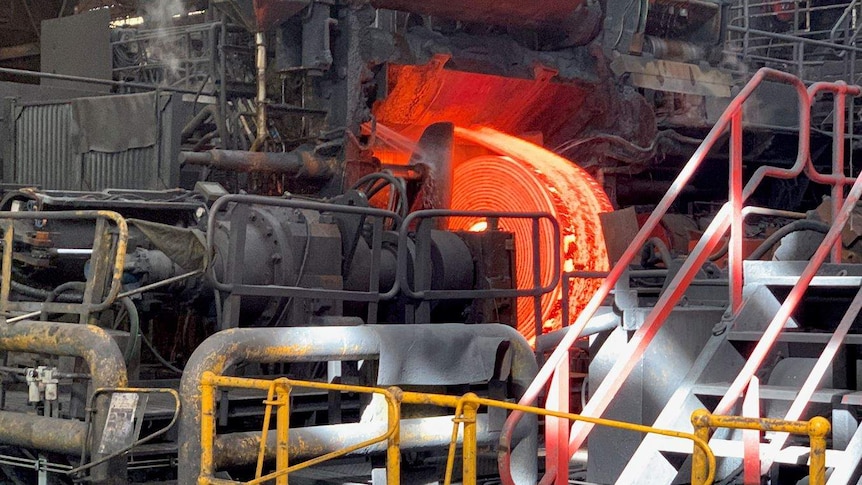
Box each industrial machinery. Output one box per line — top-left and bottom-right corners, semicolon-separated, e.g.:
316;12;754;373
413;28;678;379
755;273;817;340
3;0;862;484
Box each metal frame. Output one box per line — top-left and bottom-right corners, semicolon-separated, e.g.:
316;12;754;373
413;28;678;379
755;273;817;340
0;210;128;325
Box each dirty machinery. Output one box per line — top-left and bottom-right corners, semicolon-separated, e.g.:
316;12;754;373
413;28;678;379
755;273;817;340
3;0;862;484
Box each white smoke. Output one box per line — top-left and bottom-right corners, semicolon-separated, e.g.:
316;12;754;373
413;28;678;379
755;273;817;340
142;0;188;82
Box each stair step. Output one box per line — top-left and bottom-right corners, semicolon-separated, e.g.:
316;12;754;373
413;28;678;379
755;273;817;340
692;383;851;403
653;437;845;466
747;275;862;287
727;331;862;345
744;261;862;288
841;391;862;406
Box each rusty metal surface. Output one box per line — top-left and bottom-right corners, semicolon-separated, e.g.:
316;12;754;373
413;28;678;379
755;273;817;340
373;60;590;143
178;324;537;485
180;148;338;179
0;320;127;482
368;0;586;32
0;210;129;318
0;410;88;455
0;320;127;390
211;0;310;32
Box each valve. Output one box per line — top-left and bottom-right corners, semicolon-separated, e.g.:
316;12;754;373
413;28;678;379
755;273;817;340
26;366;59;403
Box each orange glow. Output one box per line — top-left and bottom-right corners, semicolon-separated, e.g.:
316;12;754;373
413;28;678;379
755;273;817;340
450;127;612;344
468;221;489;232
367;61;609;343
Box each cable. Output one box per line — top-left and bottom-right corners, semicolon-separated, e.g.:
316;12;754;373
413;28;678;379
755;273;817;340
350;171;408;221
140;331;183;374
271;215;312;326
70;388;181;479
10;280;82;303
40;282;88;321
748;219;831;261
118;297;141;365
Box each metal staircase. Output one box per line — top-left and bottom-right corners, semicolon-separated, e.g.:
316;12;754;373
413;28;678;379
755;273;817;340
618;262;862;483
497;69;862;485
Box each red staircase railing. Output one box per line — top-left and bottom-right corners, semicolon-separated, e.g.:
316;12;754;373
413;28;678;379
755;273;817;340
498;69;861;485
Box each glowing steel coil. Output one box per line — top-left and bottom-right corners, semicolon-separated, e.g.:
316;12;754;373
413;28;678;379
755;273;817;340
451;127;612;344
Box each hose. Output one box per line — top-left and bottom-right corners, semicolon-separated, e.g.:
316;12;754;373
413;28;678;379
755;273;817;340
118;297;141;365
10;280;82;303
748;220;831;261
350;171;408;221
140;331;183;374
40;282;88;321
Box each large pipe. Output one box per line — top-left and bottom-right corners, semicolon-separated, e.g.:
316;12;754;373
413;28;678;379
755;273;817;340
215;415;495;467
0;411;88;455
0;320;127;392
179;148;338;179
0;321;128;484
178;324;537;485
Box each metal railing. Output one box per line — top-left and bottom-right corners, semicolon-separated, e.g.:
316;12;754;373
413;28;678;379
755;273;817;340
498;69;860;485
199;372;402;485
690;409;831;485
196;373;717;485
724;0;862;83
397;209;560;334
206;195;561;328
0;210;129;325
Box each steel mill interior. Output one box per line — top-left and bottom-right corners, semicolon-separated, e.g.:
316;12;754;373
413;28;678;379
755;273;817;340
5;0;862;484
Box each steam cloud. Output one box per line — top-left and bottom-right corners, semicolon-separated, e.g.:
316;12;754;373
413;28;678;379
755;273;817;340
142;0;187;81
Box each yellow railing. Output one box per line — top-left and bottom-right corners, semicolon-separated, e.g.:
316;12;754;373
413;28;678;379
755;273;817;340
199;372;401;485
198;372;717;485
690;409;831;485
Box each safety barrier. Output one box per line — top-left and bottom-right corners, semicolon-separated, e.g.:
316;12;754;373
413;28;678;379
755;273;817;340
690;409;831;485
197;372;717;485
0;210;129;325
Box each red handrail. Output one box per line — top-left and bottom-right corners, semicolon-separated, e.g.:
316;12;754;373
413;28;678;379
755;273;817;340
498;68;862;484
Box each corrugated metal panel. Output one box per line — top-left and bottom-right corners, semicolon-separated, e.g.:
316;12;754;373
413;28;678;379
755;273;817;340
13;102;79;190
12;97;169;191
82;147;160;190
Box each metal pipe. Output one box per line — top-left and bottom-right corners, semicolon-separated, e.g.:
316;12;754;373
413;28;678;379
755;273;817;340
213;415;495;467
0;320;127;483
0;66;216;96
0;321;126;390
178;324;537;485
535;311;619;354
252;31;267;151
179;149;337;179
644;36;705;63
0;411;88;455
